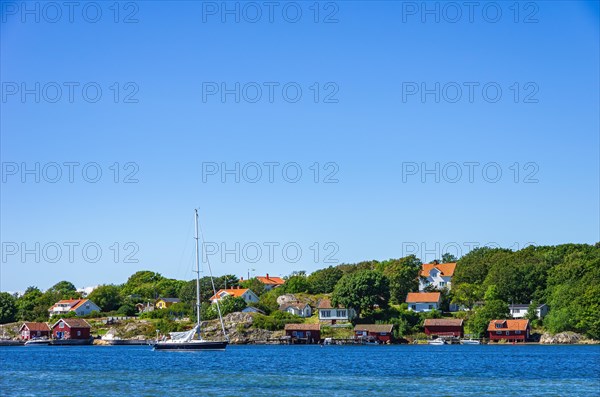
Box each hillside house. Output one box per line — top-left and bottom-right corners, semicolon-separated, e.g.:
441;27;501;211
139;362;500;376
317;298;356;324
406;292;441;312
209;287;259;305
48;299;101;316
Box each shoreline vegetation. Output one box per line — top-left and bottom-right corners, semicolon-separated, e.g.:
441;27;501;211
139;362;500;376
1;243;599;345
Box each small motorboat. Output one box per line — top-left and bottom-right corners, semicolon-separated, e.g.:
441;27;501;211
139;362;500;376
427;338;446;345
25;337;50;346
460;338;481;345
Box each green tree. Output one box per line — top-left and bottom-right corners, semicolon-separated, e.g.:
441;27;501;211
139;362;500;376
0;292;17;324
450;283;481;310
376;256;421;305
468;300;510;337
117;304;136;316
307;266;343;294
16;286;45;321
332;270;390;316
47;281;79;298
239;278;266;297
121;271;164;300
281;274;310;294
88;285;123;312
442;253;458;263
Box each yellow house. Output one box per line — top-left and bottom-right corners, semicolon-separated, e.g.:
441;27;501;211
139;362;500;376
155;298;180;309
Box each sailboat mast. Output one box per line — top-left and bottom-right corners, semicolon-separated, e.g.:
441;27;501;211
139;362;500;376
195;209;201;331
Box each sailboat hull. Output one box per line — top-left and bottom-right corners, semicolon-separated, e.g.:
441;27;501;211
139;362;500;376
153;341;228;350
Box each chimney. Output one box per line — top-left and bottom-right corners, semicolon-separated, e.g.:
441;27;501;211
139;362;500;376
266;273;270;280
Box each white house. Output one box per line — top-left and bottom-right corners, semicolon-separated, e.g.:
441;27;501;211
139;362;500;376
406;292;441;312
209;288;259;305
419;262;457;291
509;303;549;319
48;299;101;316
317;298;356;323
280;302;312;318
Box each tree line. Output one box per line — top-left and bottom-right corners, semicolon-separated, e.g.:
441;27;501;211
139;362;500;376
0;243;598;339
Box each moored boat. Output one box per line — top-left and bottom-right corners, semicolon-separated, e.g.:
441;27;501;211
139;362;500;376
24;337;50;346
460;338;481;345
153;209;228;351
427;338;446;345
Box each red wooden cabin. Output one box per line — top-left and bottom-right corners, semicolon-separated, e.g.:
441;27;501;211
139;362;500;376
424;318;464;338
354;324;394;343
488;319;530;343
19;322;51;340
51;318;91;340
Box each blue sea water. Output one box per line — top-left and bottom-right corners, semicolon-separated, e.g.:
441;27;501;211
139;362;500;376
1;344;599;396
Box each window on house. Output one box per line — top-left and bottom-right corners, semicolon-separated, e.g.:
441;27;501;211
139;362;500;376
59;323;64;329
411;305;416;310
428;305;433;310
515;330;521;334
338;310;346;317
321;310;331;318
496;331;502;335
77;331;81;336
506;331;510;335
495;323;503;329
439;282;446;287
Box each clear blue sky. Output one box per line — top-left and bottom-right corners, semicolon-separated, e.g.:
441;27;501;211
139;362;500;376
1;1;599;292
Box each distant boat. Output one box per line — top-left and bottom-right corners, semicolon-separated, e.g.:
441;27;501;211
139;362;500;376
427;338;446;345
25;337;50;346
460;338;481;345
153;209;228;351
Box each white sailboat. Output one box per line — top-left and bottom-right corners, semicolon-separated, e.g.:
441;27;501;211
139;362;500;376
153;209;228;351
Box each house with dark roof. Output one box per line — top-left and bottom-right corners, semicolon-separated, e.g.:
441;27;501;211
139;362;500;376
419;262;457;291
284;323;321;344
354;324;394;343
48;299;101;316
155;298;180;309
406;292;441;312
279;302;312;318
424;318;464;337
509;303;548;319
51;318;91;340
19;322;51;340
488;319;530;342
317;298;356;324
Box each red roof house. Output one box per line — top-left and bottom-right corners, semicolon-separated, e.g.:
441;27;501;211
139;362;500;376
51;318;91;340
19;322;51;340
48;299;101;316
424;318;464;337
209;287;259;305
488;319;530;342
406;292;441;312
255;274;286;291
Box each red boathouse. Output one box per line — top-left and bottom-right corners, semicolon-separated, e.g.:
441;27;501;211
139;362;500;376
488;319;530;343
51;318;91;340
354;324;394;343
19;322;51;340
424;318;464;338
